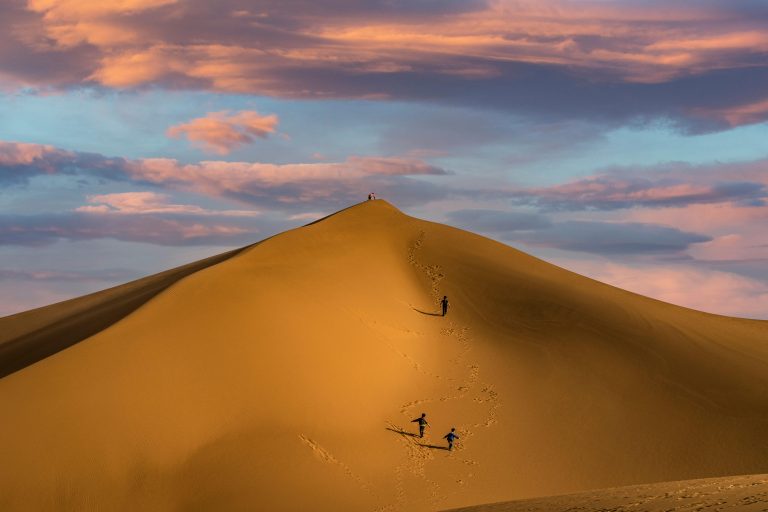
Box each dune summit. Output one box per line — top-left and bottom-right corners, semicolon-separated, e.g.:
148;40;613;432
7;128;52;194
0;200;767;511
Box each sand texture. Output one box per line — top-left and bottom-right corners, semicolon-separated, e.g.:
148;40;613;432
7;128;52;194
0;200;766;511
444;474;768;511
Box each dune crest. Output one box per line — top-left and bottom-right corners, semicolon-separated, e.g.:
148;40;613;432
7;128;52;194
0;200;766;511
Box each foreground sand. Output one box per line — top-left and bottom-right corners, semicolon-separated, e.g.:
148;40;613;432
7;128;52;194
0;200;766;511
445;474;768;511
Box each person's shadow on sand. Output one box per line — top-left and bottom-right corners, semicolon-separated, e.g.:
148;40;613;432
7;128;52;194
386;427;419;438
417;443;449;450
411;306;442;317
386;428;449;450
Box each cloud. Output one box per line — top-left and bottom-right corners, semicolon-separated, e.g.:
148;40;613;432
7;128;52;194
2;1;768;129
446;209;551;232
0;140;451;209
0;212;258;247
691;98;768;128
509;160;768;211
628;202;768;233
0;141;130;185
167;110;279;154
513;220;712;255
27;0;179;48
0;268;134;282
76;191;260;216
126;156;450;209
562;259;768;319
445;208;712;256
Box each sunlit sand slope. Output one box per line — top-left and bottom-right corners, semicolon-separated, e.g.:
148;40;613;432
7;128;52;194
0;200;766;511
444;474;768;512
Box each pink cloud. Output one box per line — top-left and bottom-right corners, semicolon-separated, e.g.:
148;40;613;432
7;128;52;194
628;203;768;233
126;156;444;189
561;259;768;320
166;110;279;154
511;157;768;212
691;98;768;128
0;139;450;209
76;191;260;217
625;203;768;263
0;141;64;171
514;176;766;211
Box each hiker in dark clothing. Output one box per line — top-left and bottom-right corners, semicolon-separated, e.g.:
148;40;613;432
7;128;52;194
444;428;459;451
441;296;449;316
368;193;372;200
412;413;429;438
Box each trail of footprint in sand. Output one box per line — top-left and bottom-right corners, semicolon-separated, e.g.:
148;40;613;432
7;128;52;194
298;434;374;493
390;231;503;507
343;306;454;383
405;231;501;432
298;434;405;512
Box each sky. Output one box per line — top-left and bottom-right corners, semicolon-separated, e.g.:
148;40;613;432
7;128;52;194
0;0;767;319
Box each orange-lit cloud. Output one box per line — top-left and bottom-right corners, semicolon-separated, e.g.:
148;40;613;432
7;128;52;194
0;0;765;129
27;0;177;47
167;110;279;154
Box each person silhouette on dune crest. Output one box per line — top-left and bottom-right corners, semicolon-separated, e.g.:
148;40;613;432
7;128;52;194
441;295;449;316
412;413;429;438
444;428;459;451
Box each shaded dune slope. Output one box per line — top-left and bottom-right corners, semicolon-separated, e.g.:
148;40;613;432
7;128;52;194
0;200;766;511
0;246;249;379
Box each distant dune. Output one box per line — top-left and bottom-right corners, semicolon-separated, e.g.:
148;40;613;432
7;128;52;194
444;474;768;511
0;200;766;511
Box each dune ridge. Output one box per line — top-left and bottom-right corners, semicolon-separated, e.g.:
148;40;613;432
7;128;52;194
0;245;250;379
0;200;766;511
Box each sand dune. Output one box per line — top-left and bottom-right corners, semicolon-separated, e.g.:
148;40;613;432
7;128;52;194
0;200;766;511
0;245;249;379
445;474;768;511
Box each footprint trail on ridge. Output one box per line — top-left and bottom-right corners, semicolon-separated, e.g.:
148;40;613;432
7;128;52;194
385;230;502;508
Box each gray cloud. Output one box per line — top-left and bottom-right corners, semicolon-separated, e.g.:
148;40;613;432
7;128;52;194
0;268;136;282
0;212;270;247
513;221;713;255
446;209;552;232
508;164;768;211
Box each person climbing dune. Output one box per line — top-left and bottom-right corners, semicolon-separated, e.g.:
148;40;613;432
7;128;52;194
444;428;459;451
441;295;449;316
412;413;429;438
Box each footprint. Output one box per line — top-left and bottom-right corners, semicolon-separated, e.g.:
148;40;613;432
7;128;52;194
298;434;373;493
